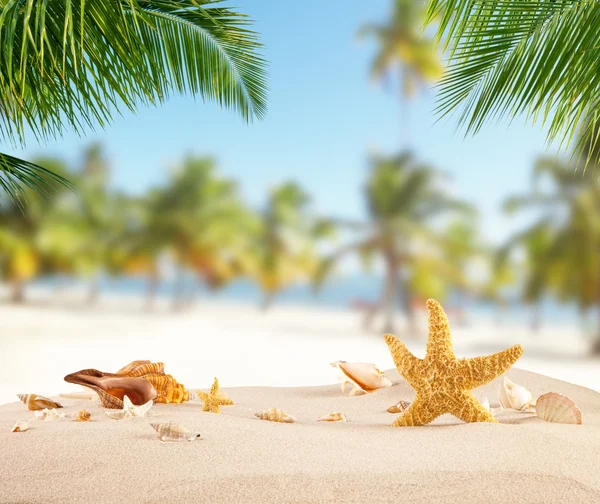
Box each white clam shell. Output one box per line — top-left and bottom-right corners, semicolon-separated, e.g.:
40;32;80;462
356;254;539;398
150;422;200;442
11;421;29;432
331;361;392;396
499;377;534;411
536;392;582;424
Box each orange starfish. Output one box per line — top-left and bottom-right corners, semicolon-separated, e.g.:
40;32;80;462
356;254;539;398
384;299;523;426
197;377;234;414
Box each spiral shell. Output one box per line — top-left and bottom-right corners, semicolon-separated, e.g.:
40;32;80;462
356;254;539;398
75;409;91;422
317;412;347;422
387;400;410;413
536;392;582;424
150;422;200;442
254;407;296;423
17;394;63;411
143;374;191;404
117;360;165;377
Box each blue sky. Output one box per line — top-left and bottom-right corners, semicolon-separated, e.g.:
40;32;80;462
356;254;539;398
8;1;557;244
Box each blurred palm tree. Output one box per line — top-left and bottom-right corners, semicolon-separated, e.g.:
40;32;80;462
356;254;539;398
250;182;334;310
0;157;69;302
319;151;473;333
502;157;600;351
360;0;443;144
148;156;254;309
0;0;267;201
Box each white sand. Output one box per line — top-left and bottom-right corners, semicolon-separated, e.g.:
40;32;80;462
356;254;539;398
1;368;599;503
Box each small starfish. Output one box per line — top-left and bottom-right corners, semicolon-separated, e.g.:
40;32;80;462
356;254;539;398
197;378;234;414
384;299;524;427
104;395;153;420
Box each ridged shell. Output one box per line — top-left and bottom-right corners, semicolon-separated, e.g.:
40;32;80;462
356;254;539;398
11;421;29;432
117;360;165;377
17;394;63;411
254;407;296;423
143;374;191;404
75;410;91;422
499;377;535;411
331;361;392;395
150;422;200;442
317;412;347;422
536;392;582;424
34;408;65;421
387;400;410;414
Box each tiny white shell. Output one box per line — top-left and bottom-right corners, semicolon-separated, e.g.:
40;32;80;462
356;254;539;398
34;408;65;421
11;421;29;432
536;392;582;424
499;377;535;411
150;422;200;442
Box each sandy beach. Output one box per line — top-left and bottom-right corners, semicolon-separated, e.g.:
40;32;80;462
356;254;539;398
1;368;599;503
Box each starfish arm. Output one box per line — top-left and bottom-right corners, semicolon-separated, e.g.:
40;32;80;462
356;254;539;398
218;396;234;406
425;299;455;360
449;392;498;423
391;398;443;427
210;378;220;395
457;344;524;390
383;334;420;376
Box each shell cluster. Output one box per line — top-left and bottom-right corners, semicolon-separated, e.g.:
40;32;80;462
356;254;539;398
317;412;347;422
34;408;65;421
17;394;63;411
150;422;200;442
331;361;392;396
536;392;582;425
75;410;91;422
254;408;296;423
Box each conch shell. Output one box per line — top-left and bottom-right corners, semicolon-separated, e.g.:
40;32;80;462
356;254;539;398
317;412;347;422
254;408;296;423
17;394;63;411
11;421;29;432
536;392;582;424
75;410;91;422
387;400;410;414
34;408;65;421
331;361;392;396
150;422;201;442
499;377;535;412
64;360;191;409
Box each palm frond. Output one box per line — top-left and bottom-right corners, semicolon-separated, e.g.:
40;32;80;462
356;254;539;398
426;0;600;165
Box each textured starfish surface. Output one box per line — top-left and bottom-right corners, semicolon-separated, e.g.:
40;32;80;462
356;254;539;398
197;377;234;414
384;299;524;427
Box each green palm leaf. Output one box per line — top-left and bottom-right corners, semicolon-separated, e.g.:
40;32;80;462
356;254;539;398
426;0;600;166
0;0;266;200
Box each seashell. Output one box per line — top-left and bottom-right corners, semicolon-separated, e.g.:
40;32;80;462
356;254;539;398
317;412;347;422
64;360;191;409
499;377;535;412
254;407;296;423
11;421;29;432
17;394;63;411
387;400;410;414
150;422;200;442
75;409;91;422
331;361;392;396
104;395;153;420
34;408;65;421
536;392;582;425
481;397;490;412
64;369;158;409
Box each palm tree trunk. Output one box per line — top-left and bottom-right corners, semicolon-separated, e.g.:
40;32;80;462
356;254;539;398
592;305;600;355
261;292;275;312
398;273;417;335
145;270;159;311
382;253;399;333
10;278;25;303
87;275;100;305
172;266;186;311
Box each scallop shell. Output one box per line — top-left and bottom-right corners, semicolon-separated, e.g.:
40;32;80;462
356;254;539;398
150;422;201;442
499;377;535;411
331;361;392;396
17;394;63;411
11;421;29;432
75;409;91;422
536;392;582;424
317;412;347;422
34;408;65;421
387;400;410;414
254;408;296;423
